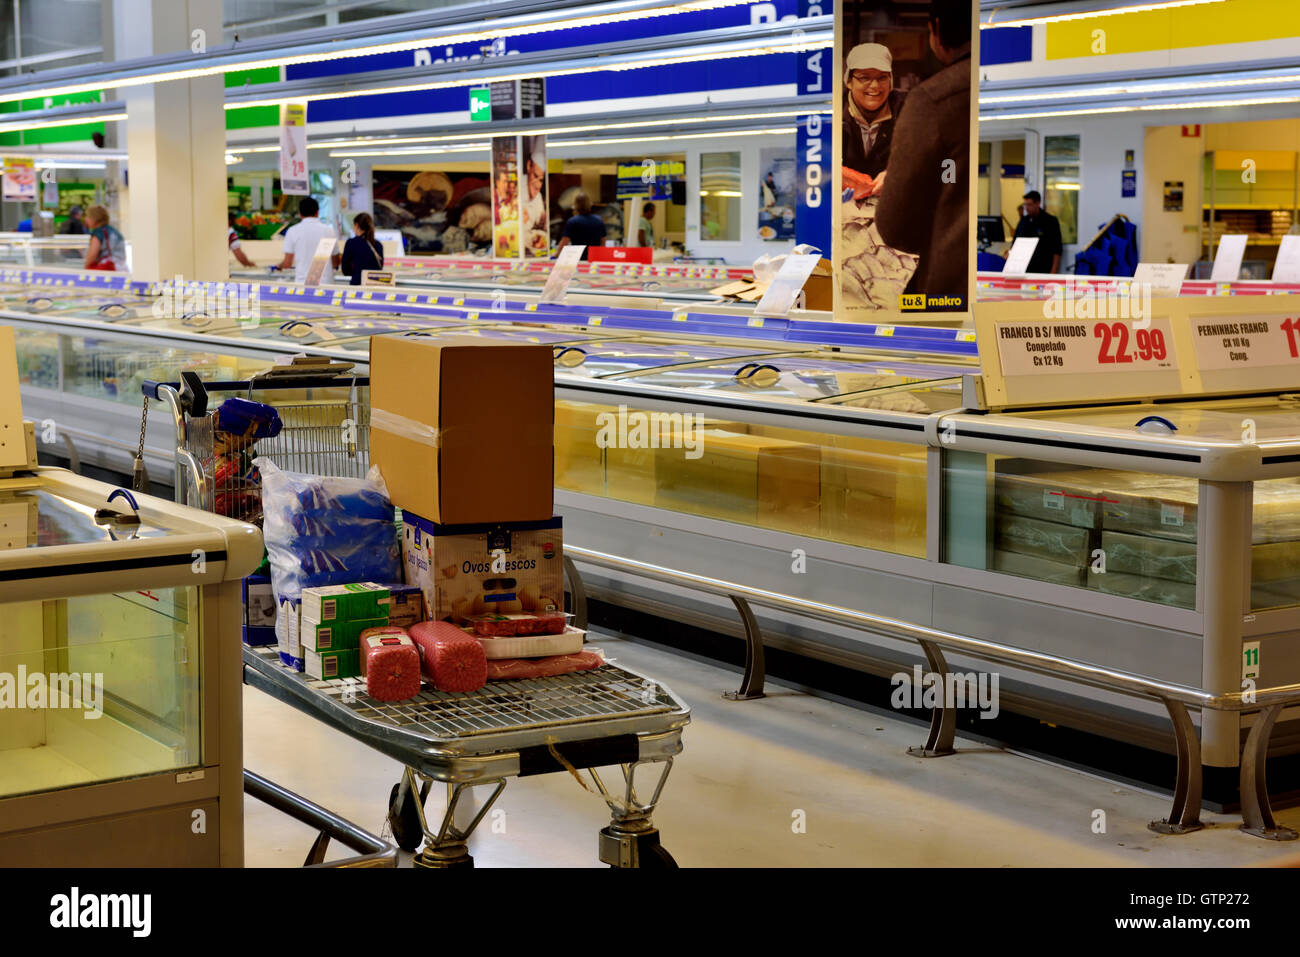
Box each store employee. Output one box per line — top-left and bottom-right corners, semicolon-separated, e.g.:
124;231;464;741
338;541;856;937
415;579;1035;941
1013;190;1063;274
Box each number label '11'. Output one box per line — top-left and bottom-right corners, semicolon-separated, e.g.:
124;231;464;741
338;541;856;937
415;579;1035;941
1095;322;1168;364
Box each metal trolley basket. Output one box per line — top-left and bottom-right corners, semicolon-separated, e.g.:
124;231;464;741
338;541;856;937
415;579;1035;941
141;366;691;868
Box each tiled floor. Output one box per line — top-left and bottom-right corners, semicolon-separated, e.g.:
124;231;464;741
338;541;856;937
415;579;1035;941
243;631;1300;867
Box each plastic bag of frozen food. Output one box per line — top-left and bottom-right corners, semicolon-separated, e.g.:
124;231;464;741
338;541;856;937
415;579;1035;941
255;457;402;605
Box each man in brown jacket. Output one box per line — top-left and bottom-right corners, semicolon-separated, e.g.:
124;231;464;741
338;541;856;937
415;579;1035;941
874;0;972;309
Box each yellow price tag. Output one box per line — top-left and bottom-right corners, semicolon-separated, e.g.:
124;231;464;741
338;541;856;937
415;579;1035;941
672;313;688;322
315;289;326;296
454;298;465;306
876;326;895;337
468;311;479;320
386;293;396;301
747;317;764;328
590;317;603;326
526;303;538;312
956;330;976;342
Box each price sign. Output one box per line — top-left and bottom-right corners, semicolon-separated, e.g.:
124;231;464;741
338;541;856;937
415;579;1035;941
994;317;1177;376
539;245;584;303
1002;237;1040;276
1190;314;1300;373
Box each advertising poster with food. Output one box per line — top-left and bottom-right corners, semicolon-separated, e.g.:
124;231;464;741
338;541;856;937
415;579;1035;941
373;169;491;254
492;136;521;258
521;134;549;259
834;0;976;319
278;103;309;196
2;157;36;202
759;146;797;242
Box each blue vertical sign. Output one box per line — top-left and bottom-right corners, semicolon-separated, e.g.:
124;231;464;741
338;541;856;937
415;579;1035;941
796;0;832;255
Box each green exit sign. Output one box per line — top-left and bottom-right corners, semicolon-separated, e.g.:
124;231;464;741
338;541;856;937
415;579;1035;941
469;88;490;122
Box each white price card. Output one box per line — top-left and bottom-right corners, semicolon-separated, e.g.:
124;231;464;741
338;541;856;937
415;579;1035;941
1189;314;1300;371
1132;262;1190;297
994;317;1178;377
539;245;584;303
303;236;337;287
1272;235;1300;283
752;253;821;317
1210;234;1249;282
1001;237;1040;276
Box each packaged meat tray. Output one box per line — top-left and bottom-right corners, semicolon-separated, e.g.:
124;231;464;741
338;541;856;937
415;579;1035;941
485;650;604;681
476;626;585;659
358;625;410;674
409;620;487;693
361;633;421;701
467;611;570;637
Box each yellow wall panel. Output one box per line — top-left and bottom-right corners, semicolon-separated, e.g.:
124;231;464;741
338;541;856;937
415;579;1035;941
1046;0;1300;59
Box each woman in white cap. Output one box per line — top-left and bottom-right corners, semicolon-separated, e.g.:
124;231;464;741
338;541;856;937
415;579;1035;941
842;42;905;200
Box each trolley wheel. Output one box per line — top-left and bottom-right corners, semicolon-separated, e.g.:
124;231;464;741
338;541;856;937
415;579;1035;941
388;782;424;853
641;844;678;869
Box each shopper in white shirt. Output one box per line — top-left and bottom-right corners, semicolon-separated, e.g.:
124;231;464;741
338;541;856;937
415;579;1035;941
274;197;340;284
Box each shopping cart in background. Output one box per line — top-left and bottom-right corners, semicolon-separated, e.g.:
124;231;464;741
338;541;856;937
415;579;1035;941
140;365;691;868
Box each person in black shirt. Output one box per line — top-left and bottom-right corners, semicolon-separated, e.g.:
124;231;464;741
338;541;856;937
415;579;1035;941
556;191;607;260
1013;190;1063;274
341;211;383;286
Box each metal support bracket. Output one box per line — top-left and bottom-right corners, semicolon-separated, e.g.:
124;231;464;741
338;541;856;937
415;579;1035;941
722;594;766;701
563;554;588;631
1239;704;1299;841
907;639;956;757
410;767;507;869
1148;698;1205;835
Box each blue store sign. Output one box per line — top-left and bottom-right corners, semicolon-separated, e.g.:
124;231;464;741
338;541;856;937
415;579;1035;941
795;0;832;255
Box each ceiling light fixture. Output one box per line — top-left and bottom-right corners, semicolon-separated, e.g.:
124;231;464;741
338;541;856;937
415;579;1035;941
0;111;126;135
980;0;1227;29
982;92;1300;120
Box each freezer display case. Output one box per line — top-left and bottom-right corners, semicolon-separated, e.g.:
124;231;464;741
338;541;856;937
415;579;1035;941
0;421;261;865
7;267;1300;796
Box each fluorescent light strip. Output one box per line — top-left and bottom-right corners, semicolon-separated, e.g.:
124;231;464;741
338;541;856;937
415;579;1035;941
980;0;1226;29
981;92;1300;120
0;110;125;134
225;35;828;110
327;126;795;158
0;1;756;106
35;160;106;170
982;72;1300;105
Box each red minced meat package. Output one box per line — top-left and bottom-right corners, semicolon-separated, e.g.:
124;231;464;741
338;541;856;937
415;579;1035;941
485;651;604;681
470;612;569;637
358;626;409;675
409;620;487;693
361;633;421;702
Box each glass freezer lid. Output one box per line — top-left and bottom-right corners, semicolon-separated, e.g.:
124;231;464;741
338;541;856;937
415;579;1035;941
116;303;347;335
1014;398;1300;444
551;337;793;377
617;352;973;402
2;487;177;547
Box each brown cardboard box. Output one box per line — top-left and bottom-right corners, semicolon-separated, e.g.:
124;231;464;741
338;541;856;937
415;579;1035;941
554;399;609;496
400;510;564;625
819;436;926;557
370;335;554;524
654;429;820;533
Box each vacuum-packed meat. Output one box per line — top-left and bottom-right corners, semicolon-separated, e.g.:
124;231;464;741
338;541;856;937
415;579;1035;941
358;625;410;675
485;651;604;681
362;634;421;701
469;612;569;637
409;620;487;693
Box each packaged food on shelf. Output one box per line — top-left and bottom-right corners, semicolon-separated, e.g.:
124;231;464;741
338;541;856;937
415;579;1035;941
993;468;1103;530
1100;476;1198;543
305;647;360;680
993;549;1086;587
409;620;487;692
476;627;585;659
242;572;277;646
276;597;302;671
468;611;569;637
380;582;425;629
1102;531;1197;584
361;633;421;700
301;615;389;653
369;335;554;524
485;650;604;680
400;510;563;625
993;514;1093;568
300;582;390;624
820;435;926;556
1090;570;1195;609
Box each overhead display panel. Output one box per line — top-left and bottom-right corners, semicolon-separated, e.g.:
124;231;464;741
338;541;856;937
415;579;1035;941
834;0;978;322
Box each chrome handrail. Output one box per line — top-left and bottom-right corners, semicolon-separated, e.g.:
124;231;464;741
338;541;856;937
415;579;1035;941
565;544;1300;841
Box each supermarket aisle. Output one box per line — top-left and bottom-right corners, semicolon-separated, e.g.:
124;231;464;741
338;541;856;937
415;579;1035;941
243;632;1300;867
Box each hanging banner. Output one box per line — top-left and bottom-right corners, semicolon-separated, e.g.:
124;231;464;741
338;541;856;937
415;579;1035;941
492;136;521;258
616;159;684;200
834;0;977;319
278;102;309;196
2;157;36;202
521;134;549;258
520;78;545;119
796;0;831;255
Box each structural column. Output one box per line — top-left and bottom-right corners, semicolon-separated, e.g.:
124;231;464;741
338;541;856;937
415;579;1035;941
114;0;227;281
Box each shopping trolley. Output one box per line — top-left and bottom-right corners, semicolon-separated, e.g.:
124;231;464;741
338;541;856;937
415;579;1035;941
140;366;691;868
